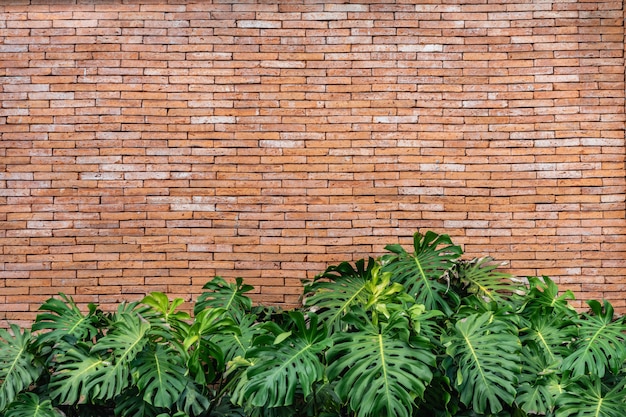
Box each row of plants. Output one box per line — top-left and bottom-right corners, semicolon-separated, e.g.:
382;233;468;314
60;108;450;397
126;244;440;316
1;231;625;417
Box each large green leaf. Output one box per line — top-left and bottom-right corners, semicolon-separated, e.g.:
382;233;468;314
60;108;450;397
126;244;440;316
183;307;239;385
141;292;191;338
326;309;435;417
521;276;578;319
48;342;107;405
452;257;521;304
211;313;265;364
4;393;62;417
515;344;564;415
520;313;576;366
134;344;188;409
561;300;626;378
233;312;330;409
32;294;100;346
442;312;520;415
194;277;254;321
0;325;42;412
303;258;376;334
381;231;463;315
556;376;626;417
50;311;151;405
88;312;151;401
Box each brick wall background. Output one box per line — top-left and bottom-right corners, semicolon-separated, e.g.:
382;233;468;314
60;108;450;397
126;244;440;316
1;0;625;325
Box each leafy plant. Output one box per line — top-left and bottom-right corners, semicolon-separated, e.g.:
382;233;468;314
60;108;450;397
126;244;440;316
2;230;626;417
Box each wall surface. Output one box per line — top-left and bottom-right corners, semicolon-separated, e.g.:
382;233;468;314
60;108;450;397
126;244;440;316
1;0;625;325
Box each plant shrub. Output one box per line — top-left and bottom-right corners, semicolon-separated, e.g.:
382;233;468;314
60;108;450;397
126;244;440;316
1;231;625;417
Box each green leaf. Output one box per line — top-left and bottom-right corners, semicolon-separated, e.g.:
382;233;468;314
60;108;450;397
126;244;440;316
0;325;42;412
443;312;521;415
211;313;265;365
141;292;190;336
453;257;520;304
303;258;376;334
48;342;107;405
327;309;435;417
4;393;62;417
184;307;239;385
381;231;463;315
195;277;253;321
515;342;564;416
134;344;188;409
561;300;626;378
32;294;100;346
233;312;329;409
88;312;151;401
556;376;626;417
521;276;577;318
114;388;161;417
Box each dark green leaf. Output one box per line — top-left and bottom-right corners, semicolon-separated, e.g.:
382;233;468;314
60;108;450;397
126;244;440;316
0;325;42;412
443;312;520;415
381;231;462;315
4;393;62;417
327;310;435;417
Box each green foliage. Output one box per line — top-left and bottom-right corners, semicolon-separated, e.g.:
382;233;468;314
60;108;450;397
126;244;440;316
327;309;435;417
443;312;520;414
231;311;330;410
0;325;42;412
1;230;625;417
381;231;463;315
3;393;61;417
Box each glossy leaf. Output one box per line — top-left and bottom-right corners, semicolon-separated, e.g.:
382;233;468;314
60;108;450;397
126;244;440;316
195;277;253;321
327;310;435;417
134;344;188;408
561;300;626;378
443;312;520;415
4;393;61;417
303;258;376;334
233;312;329;409
453;256;520;304
32;294;100;346
0;325;42;412
381;231;462;315
556;376;626;417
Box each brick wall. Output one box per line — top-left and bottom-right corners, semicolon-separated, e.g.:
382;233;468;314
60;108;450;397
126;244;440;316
1;0;625;325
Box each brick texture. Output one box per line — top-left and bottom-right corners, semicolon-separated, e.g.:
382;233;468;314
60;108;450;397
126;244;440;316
1;0;625;325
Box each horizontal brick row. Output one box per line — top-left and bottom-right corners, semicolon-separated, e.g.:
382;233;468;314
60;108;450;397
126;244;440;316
1;0;625;325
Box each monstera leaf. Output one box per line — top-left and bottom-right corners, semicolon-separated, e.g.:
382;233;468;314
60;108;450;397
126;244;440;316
88;312;151;400
195;277;254;321
326;309;435;417
134;344;188;408
561;300;626;378
211;313;265;364
48;341;107;405
232;312;330;409
556;376;626;417
521;276;578;319
3;393;61;417
442;312;521;415
49;311;151;405
303;258;377;334
381;231;463;315
453;256;521;304
0;325;42;412
520;312;576;366
141;292;191;337
183;307;239;385
32;293;100;346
